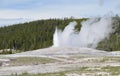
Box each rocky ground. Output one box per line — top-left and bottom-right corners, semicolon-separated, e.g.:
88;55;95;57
0;47;120;76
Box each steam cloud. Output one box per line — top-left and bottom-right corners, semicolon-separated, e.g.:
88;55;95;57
99;0;104;6
53;17;114;48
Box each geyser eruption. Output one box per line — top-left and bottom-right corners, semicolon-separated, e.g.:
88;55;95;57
53;21;77;47
53;17;114;48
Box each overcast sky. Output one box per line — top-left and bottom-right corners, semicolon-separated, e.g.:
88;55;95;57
0;0;120;26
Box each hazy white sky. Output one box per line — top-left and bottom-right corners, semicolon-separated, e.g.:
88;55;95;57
0;0;120;26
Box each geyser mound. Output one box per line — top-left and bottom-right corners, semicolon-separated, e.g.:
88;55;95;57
53;17;114;48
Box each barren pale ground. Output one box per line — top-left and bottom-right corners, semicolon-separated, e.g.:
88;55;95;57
0;47;120;76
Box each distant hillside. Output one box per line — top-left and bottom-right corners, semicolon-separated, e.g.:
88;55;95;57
0;18;86;53
0;16;120;54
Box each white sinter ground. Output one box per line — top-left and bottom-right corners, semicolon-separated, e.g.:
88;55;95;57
0;47;120;75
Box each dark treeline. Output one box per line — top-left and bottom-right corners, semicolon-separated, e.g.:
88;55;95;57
0;16;120;54
0;18;86;53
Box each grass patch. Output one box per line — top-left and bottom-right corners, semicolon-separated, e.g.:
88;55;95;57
9;57;58;66
11;72;66;76
10;67;88;76
101;66;120;75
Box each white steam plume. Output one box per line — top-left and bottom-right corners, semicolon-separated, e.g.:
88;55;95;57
99;0;104;6
53;17;114;48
